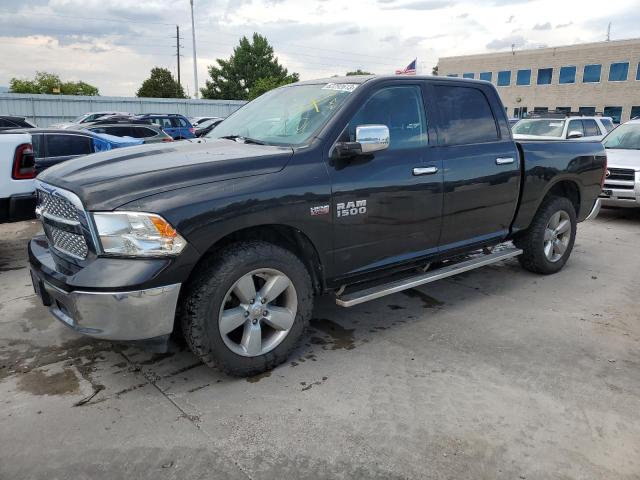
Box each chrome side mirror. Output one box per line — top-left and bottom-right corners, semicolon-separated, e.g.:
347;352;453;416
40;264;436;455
355;124;390;153
567;130;584;139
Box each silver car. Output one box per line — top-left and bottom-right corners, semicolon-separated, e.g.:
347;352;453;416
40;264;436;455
600;119;640;207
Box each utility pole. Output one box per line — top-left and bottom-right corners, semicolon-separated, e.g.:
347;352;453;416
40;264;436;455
190;0;199;98
606;22;611;41
176;25;181;88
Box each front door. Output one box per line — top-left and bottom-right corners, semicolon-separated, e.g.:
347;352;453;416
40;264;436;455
430;83;520;250
328;84;443;278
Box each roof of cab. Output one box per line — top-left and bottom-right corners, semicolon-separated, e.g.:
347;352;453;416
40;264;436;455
291;74;493;87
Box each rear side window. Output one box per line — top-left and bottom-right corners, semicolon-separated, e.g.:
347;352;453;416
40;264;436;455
582;119;600;137
433;85;499;145
130;127;158;138
172;117;188;128
46;134;93;157
0;118;16;128
104;126;132;137
31;134;44;159
153;117;173;129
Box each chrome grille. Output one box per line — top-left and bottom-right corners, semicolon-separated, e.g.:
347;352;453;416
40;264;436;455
49;228;89;259
607;168;635;181
38;190;80;222
36;185;89;260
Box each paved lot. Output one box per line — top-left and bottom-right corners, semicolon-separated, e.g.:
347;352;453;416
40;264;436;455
1;211;639;480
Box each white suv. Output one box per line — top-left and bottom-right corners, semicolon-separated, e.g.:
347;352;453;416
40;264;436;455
600;119;640;208
512;114;614;141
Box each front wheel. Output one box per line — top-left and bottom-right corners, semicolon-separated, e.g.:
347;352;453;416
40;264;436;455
181;241;313;376
514;196;577;274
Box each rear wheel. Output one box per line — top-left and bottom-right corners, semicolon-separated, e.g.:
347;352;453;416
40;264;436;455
514;196;577;274
181;241;313;376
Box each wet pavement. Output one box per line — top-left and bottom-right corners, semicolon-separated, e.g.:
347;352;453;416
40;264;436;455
1;210;639;479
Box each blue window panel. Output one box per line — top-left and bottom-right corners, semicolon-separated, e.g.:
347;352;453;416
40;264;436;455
537;68;553;85
446;74;459;77
479;71;492;82
583;64;601;83
497;70;511;86
559;66;576;84
516;69;531;85
609;62;629;81
579;106;596;116
604;106;623;124
636;63;640;80
630;106;640;120
462;73;474;79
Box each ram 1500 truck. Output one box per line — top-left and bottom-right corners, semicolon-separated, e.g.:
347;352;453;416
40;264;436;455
0;132;36;223
28;76;606;376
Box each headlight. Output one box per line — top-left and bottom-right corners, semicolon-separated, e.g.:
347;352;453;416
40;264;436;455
92;212;187;257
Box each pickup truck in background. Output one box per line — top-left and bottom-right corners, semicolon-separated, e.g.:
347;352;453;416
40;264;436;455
28;75;606;376
599;119;640;207
512;113;614;141
0;132;36;223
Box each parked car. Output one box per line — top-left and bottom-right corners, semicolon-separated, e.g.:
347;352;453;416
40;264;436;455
137;114;195;139
6;128;143;174
194;117;224;137
599;119;640;207
512;112;614;141
50;111;131;129
82;123;173;144
0;115;36;131
29;75;605;376
0;132;36;223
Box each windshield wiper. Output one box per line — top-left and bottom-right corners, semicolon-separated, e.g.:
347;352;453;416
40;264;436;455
219;134;267;145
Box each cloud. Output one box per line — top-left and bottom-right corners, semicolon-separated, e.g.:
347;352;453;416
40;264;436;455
457;12;469;18
533;22;552;30
506;15;515;23
382;0;453;10
556;21;573;28
486;34;546;50
335;26;360;35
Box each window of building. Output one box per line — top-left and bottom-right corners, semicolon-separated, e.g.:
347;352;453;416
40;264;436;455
479;72;492;82
536;68;553;85
636;63;640;80
559;66;576;84
497;70;511;86
582;120;601;137
582;64;601;83
556;107;571;114
513;106;528;118
631;106;640;120
609;62;629;81
533;107;548;113
463;73;474;79
603;106;623;124
578;106;596;116
446;74;459;77
432;85;499;145
516;69;531;86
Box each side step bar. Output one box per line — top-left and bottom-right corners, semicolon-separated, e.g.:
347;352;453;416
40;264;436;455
335;247;523;307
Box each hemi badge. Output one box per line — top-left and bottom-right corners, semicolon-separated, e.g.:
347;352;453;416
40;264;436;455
310;205;330;216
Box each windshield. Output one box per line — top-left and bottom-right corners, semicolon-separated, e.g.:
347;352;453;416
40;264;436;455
208;83;357;146
603;123;640;150
513;119;566;137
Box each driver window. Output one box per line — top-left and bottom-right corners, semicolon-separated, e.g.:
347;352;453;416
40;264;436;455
346;85;427;150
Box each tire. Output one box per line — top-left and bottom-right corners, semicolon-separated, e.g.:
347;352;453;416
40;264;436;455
514;196;577;275
181;241;313;376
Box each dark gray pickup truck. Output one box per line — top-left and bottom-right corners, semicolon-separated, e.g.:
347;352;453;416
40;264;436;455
29;75;606;376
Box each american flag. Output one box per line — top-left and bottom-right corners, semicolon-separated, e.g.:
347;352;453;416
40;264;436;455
395;59;417;75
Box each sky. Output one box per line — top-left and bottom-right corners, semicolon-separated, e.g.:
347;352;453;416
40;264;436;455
0;0;637;97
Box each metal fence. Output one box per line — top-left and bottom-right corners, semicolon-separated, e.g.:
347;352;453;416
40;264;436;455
0;93;246;127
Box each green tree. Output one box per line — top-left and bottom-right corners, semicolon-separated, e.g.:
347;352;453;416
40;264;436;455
201;33;298;100
136;67;186;98
346;69;372;76
9;71;99;95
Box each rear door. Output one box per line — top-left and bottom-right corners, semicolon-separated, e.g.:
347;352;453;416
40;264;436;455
430;83;520;251
329;83;443;277
41;133;94;170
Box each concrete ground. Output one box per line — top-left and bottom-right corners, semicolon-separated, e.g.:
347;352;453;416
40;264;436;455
0;210;639;480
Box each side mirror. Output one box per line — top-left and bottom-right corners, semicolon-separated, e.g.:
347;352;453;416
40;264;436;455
567;130;584;139
356;124;390;153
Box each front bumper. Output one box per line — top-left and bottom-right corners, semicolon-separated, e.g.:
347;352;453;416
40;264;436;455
600;170;640;208
29;237;181;341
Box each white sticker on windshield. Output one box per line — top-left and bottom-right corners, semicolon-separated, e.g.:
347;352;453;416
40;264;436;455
322;83;359;92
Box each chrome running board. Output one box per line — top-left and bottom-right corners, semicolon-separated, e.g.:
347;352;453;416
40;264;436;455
335;247;523;307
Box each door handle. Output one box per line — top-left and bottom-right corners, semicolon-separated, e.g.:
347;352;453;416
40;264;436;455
413;166;438;176
496;157;515;165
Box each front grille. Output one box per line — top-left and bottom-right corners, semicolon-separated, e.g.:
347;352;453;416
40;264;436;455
36;186;89;260
604;183;634;190
607;168;635;181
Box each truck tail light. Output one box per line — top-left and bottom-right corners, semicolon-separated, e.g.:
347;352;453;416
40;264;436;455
189;127;195;135
162;137;174;142
12;143;36;180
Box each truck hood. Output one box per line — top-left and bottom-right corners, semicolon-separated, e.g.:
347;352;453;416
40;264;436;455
604;148;640;171
38;138;294;210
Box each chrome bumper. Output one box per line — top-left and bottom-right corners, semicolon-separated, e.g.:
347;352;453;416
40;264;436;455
584;198;602;221
31;272;181;341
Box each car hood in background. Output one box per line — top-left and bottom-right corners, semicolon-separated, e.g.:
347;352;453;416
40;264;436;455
38;138;294;210
605;148;640;170
513;134;564;140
